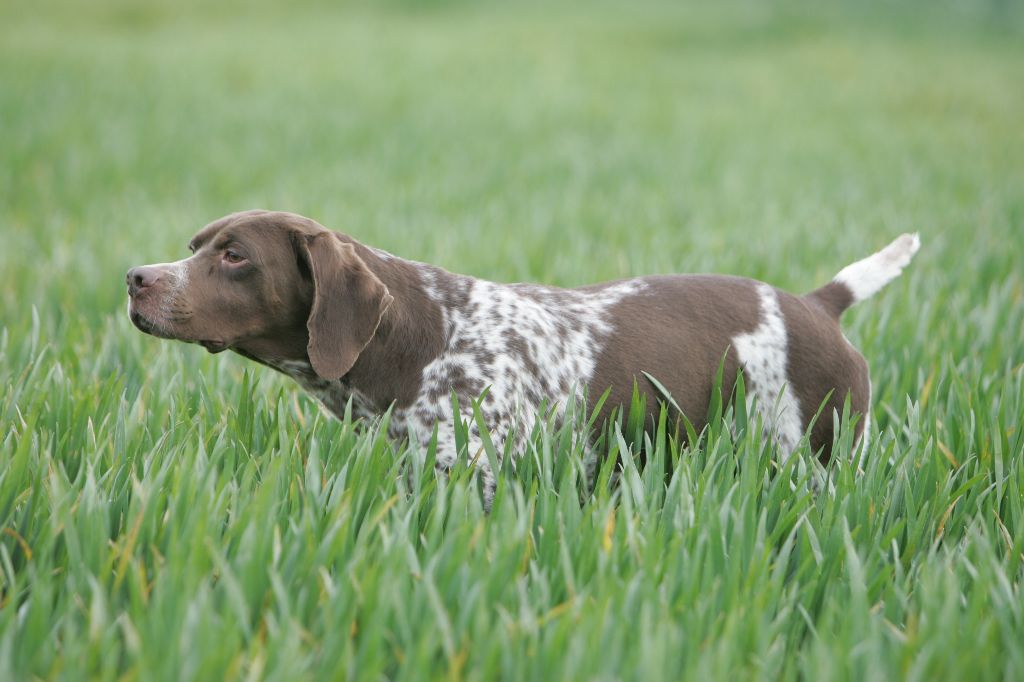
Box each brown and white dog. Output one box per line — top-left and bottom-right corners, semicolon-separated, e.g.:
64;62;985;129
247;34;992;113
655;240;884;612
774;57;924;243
127;210;919;499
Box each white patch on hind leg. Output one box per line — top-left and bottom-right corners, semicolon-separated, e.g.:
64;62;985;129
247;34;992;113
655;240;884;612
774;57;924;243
857;411;871;457
732;284;803;452
853;380;872;468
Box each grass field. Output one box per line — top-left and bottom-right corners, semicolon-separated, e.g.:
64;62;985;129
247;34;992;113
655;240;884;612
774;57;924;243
2;1;1023;679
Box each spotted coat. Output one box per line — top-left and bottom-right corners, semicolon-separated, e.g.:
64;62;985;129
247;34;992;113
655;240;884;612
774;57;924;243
126;211;920;508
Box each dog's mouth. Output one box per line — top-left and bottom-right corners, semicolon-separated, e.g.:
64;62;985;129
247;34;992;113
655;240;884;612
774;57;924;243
130;310;167;337
129;310;228;354
198;340;228;353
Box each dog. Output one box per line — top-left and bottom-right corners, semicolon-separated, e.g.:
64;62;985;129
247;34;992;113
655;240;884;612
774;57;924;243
127;210;919;501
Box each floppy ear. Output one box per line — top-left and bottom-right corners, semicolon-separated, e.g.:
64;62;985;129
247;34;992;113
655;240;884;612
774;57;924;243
300;232;393;380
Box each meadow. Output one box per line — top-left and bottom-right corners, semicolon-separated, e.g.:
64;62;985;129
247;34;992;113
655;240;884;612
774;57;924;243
2;1;1023;679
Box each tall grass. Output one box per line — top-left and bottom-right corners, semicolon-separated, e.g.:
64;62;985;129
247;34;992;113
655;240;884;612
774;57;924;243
2;1;1023;679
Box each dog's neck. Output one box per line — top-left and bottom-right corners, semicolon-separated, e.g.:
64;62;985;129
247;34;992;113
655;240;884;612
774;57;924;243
233;236;452;413
339;243;448;410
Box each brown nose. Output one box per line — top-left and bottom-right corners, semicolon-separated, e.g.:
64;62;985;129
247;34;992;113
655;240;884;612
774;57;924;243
126;266;163;297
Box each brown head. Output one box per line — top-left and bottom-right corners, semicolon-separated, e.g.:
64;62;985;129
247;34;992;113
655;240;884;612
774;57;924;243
125;210;393;380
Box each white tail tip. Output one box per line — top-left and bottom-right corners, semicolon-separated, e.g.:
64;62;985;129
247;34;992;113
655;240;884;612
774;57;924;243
834;233;920;303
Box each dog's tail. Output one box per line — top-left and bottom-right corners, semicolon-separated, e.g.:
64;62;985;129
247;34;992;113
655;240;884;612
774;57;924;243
806;233;920;319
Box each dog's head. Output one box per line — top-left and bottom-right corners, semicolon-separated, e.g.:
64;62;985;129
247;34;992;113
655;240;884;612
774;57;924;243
126;210;393;379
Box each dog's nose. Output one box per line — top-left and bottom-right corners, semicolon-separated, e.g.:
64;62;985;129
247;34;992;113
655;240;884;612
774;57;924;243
126;266;163;297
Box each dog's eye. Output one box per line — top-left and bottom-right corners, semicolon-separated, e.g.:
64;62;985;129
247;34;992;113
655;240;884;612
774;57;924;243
223;250;247;265
188;243;196;254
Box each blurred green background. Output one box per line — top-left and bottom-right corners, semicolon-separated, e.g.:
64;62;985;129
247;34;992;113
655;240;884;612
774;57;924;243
4;0;1022;310
2;1;1023;680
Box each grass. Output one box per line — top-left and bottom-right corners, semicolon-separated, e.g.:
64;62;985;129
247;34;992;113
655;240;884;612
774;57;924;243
2;0;1023;679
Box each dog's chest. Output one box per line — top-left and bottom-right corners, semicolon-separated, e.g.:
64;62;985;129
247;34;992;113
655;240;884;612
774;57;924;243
273;360;378;422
